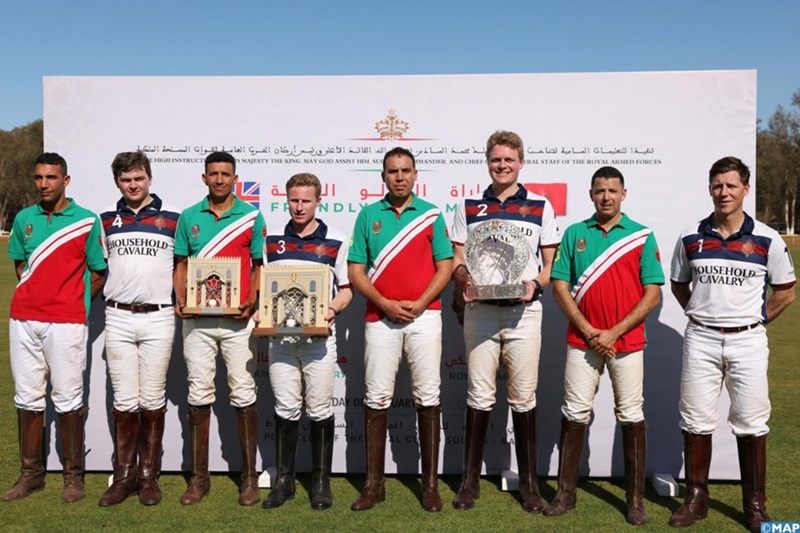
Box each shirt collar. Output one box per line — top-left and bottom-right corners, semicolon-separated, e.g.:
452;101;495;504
698;212;755;239
201;194;246;216
283;219;328;239
482;183;527;202
380;193;419;211
586;212;631;230
115;194;164;213
36;198;76;216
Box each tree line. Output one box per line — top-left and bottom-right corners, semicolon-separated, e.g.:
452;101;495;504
0;120;42;232
1;90;799;233
757;89;800;234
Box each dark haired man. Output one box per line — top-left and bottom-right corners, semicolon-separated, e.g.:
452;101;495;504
173;151;266;506
669;157;795;533
348;147;453;512
546;166;663;525
3;153;106;503
97;151;180;506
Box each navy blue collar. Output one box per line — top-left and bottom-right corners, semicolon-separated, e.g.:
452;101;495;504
283;218;329;239
115;194;164;213
482;183;528;202
698;212;755;240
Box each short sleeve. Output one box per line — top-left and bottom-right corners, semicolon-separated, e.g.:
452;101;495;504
347;209;369;265
670;233;691;283
450;201;468;245
431;212;454;262
251;212;266;260
640;231;665;285
85;216;108;272
550;226;574;283
540;199;561;247
7;215;26;261
767;235;796;287
174;212;190;257
334;234;351;288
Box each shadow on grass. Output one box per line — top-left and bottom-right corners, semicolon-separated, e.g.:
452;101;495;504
581;477;744;526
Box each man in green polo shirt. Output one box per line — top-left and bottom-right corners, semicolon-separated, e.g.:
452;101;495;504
545;166;664;525
173;151;266;506
3;152;106;504
348;147;453;512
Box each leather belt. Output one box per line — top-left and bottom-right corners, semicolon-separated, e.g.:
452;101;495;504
107;300;167;313
479;299;525;307
690;318;761;334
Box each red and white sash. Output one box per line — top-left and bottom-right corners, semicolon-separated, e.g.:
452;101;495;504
571;228;651;305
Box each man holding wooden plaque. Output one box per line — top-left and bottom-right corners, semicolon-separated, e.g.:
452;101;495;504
259;173;352;511
173;151;266;506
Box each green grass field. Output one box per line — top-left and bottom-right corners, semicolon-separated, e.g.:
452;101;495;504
0;244;798;532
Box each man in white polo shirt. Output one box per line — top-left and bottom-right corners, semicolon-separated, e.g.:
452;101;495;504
669;157;795;533
98;151;180;506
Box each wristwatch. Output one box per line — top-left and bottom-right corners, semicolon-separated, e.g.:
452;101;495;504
532;279;543;301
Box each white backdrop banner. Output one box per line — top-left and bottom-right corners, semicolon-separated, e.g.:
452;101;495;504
42;71;756;480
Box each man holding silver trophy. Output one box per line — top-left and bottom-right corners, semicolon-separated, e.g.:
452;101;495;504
451;130;561;513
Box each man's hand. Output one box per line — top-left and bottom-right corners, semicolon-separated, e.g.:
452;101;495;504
398;299;425;318
174;297;189;319
589;329;619;358
235;300;256;321
381;299;416;323
325;308;336;323
518;279;536;303
462;280;475;304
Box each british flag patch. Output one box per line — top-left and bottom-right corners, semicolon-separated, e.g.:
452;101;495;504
235;181;260;208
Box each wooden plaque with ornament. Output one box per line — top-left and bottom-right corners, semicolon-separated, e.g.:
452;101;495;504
253;265;330;337
182;257;242;316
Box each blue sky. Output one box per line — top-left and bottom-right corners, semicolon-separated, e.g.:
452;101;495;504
1;0;797;131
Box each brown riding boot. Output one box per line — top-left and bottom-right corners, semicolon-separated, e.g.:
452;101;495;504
544;418;586;517
452;407;490;510
417;405;443;512
512;408;545;513
138;407;166;505
2;409;46;501
669;432;712;527
180;405;211;505
99;409;140;506
738;434;771;533
237;404;260;506
351;407;388;511
60;407;88;503
622;420;648;525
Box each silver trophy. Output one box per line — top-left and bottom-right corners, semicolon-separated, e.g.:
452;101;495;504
464;219;530;300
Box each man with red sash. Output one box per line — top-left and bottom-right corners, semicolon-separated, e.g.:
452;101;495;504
348;147;453;512
545;166;663;525
173;151;266;506
3;153;107;503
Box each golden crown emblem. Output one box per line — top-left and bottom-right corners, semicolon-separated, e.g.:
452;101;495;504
374;109;409;139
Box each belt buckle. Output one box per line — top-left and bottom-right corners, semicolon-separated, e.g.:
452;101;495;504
130;303;148;313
